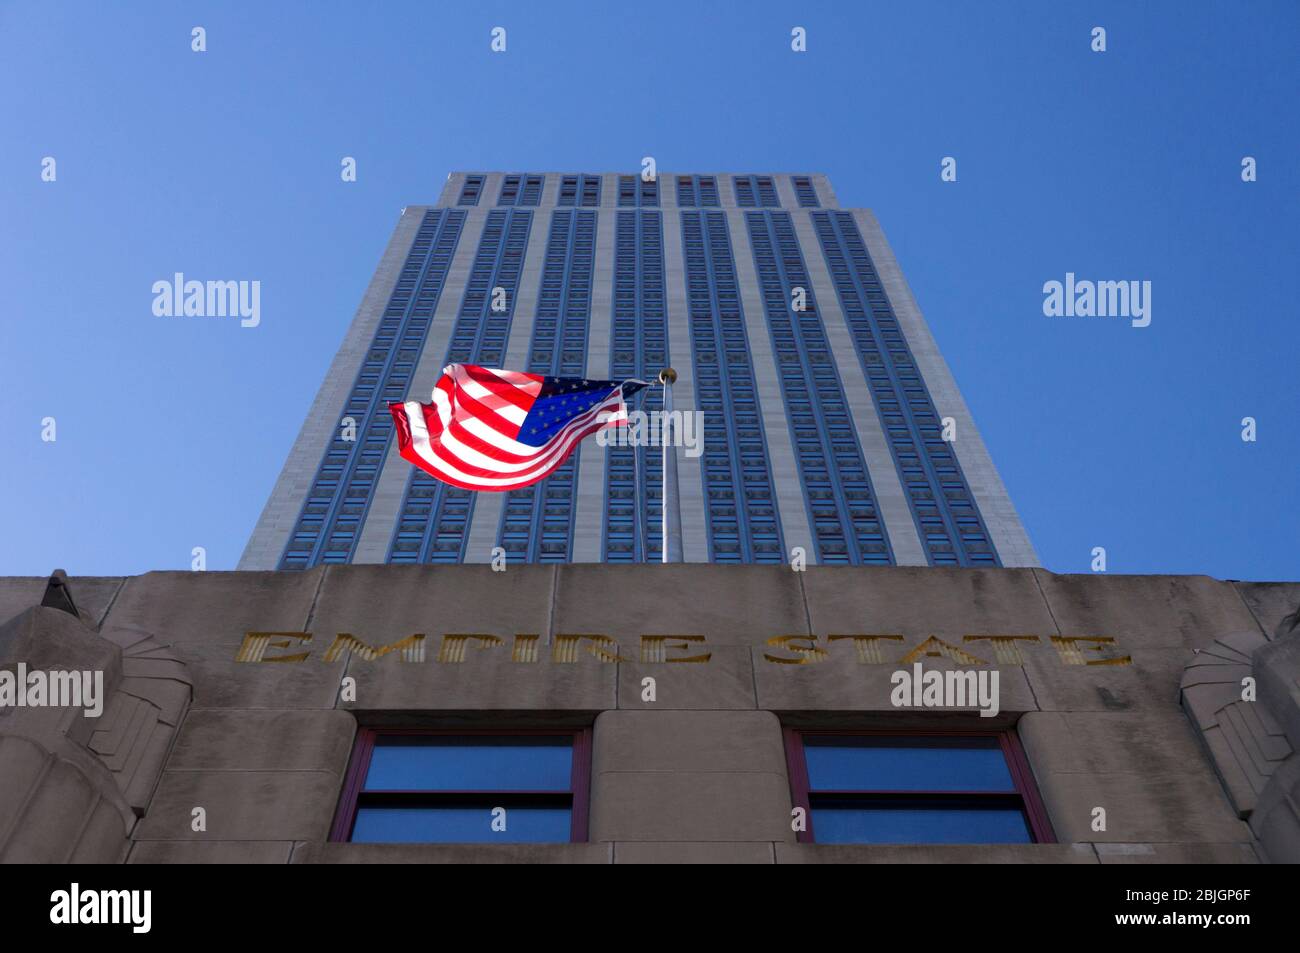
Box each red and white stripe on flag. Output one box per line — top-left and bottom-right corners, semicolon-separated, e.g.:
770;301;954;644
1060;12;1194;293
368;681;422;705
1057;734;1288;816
387;363;634;492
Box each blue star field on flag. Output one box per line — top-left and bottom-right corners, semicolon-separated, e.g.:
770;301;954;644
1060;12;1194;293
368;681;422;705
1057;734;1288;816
517;377;648;447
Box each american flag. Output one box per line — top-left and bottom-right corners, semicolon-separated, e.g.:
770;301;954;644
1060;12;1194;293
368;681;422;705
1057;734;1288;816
388;363;647;491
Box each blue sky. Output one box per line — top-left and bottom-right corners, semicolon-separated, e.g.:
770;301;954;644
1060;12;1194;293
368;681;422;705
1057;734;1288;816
2;1;1297;580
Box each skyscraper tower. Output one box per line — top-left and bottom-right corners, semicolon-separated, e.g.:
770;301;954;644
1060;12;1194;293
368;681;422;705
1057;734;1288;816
241;172;1037;570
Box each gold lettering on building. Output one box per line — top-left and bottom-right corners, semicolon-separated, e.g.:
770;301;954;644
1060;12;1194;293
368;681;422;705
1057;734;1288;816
1050;636;1132;667
551;634;629;664
640;635;711;664
764;635;830;665
900;636;987;666
511;634;540;663
963;635;1041;665
436;634;503;664
324;632;426;663
233;631;1130;668
828;634;905;664
236;631;313;663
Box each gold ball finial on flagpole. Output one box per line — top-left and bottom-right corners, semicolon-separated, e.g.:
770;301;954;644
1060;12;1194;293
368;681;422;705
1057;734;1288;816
658;367;677;385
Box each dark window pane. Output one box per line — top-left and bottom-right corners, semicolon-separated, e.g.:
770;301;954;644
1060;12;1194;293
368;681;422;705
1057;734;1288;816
804;737;1015;792
811;805;1031;844
353;806;572;843
364;736;573;791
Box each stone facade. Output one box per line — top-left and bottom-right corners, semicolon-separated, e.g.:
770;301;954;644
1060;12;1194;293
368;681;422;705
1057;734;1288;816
1;566;1297;863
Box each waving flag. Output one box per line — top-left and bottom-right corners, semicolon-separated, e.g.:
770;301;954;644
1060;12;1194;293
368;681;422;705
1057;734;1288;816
389;363;647;491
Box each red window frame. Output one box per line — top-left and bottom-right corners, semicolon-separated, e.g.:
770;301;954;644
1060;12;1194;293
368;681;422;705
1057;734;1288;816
783;727;1055;844
330;727;592;843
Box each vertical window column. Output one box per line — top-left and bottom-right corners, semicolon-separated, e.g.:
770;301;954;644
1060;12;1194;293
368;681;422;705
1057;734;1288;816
559;174;602;207
279;209;466;570
618;175;659;208
680;210;784;562
811;211;998;566
733;175;780;208
387;209;534;563
676;175;720;208
499;174;546;207
792;176;820;208
458;175;485;206
496;209;598;562
603;210;668;561
744;211;893;565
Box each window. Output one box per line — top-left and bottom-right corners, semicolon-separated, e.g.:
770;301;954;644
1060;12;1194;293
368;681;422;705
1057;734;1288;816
784;729;1053;845
498;174;545;207
331;729;591;843
733;174;780;207
792;175;819;208
559;174;602;207
457;174;485;206
618;174;659;207
676;175;720;207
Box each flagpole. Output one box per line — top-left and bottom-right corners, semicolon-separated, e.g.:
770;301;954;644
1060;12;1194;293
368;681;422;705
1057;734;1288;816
658;368;683;563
